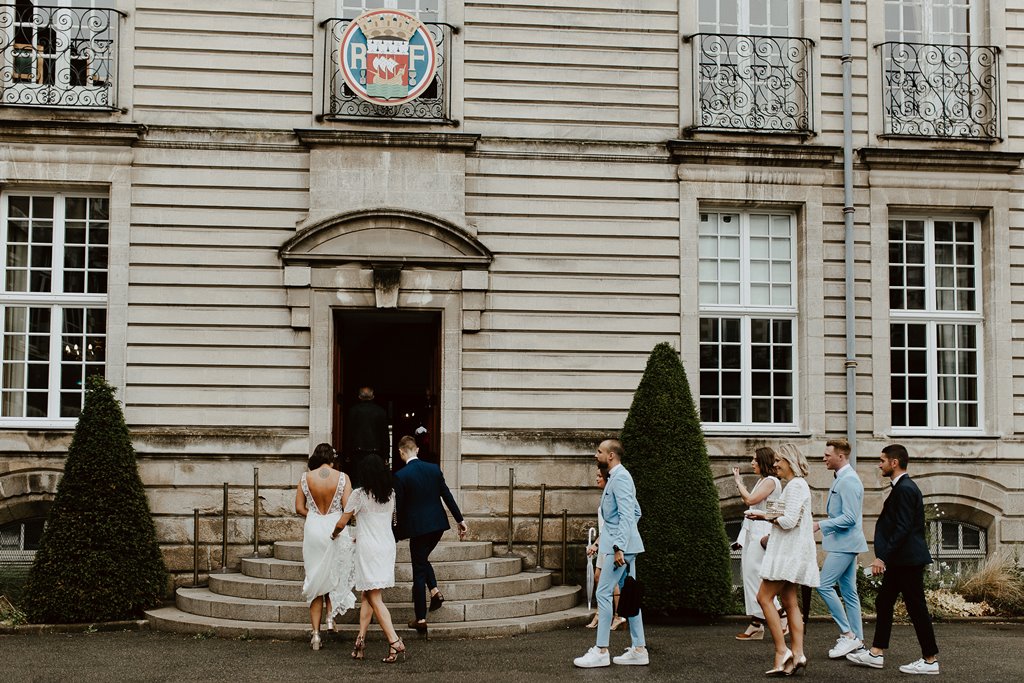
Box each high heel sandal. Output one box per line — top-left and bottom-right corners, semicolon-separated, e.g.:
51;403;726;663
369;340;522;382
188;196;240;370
383;638;406;663
326;614;336;633
611;615;627;631
351;635;365;660
764;649;793;677
310;631;322;651
785;655;807;677
585;612;599;629
736;622;765;640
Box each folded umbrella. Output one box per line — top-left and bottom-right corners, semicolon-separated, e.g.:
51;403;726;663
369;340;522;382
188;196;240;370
586;526;596;610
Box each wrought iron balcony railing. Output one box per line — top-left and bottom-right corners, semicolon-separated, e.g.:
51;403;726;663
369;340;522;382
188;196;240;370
880;41;1000;140
1;3;123;110
688;33;814;134
321;18;453;122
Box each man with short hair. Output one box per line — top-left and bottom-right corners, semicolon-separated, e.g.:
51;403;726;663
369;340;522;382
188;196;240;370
574;439;648;668
814;438;868;659
393;435;467;634
847;444;939;675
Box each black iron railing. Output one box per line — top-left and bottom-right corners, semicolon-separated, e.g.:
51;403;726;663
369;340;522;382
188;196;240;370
880;41;1000;140
689;33;814;134
0;3;123;110
321;18;453;122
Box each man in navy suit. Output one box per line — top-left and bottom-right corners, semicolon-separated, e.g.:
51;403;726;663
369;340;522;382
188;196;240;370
574;439;648;668
813;438;869;659
393;435;467;633
847;444;939;675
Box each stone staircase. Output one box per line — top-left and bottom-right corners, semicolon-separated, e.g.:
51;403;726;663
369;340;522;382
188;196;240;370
147;538;589;639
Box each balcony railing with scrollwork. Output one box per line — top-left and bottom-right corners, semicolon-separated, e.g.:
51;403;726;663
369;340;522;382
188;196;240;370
321;18;453;122
880;42;1000;140
688;33;814;134
1;3;123;110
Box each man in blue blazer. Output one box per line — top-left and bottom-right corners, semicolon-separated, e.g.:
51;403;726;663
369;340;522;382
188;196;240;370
813;438;869;659
847;444;939;675
574;439;648;668
393;435;467;633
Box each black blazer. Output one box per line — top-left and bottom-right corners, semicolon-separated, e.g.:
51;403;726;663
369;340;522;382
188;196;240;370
345;401;389;455
873;474;932;567
393;458;463;541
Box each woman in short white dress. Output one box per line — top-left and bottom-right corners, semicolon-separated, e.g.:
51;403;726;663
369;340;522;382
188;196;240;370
747;443;820;676
332;455;405;664
731;446;781;640
294;443;357;651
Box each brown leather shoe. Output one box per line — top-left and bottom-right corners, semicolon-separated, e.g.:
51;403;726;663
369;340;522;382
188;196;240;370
429;592;445;612
407;619;427;633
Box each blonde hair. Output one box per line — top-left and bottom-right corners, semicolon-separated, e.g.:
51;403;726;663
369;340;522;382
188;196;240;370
776;443;809;478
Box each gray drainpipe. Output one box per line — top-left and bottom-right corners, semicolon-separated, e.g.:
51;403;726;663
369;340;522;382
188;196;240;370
841;0;858;465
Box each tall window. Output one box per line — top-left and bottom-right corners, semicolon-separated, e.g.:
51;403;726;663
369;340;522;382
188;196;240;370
884;0;973;46
889;217;982;430
930;518;986;578
698;0;794;36
0;193;108;423
698;211;797;428
334;0;440;21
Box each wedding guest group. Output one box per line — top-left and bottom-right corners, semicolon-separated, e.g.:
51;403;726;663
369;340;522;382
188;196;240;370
393;434;468;635
747;443;819;676
847;444;940;676
294;443;357;651
732;446;782;641
574;439;649;668
814;438;868;660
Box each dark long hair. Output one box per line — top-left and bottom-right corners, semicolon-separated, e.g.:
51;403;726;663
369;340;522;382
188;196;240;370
754;446;777;478
357;455;393;505
308;443;335;470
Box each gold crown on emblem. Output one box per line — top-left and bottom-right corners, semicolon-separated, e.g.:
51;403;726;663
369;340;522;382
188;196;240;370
354;11;418;41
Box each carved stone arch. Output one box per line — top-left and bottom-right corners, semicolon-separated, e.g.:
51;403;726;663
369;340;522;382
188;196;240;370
0;468;61;527
280;208;492;269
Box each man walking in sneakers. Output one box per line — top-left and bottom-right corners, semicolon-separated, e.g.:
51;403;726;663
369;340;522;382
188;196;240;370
573;439;648;668
847;444;939;675
814;438;868;660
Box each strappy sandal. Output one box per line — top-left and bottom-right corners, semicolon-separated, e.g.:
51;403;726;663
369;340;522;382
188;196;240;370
351;635;365;660
383;637;406;663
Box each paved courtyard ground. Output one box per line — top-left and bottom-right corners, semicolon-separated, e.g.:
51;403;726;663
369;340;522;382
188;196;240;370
2;621;1022;682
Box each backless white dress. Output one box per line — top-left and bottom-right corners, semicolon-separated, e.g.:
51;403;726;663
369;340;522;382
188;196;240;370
300;472;357;619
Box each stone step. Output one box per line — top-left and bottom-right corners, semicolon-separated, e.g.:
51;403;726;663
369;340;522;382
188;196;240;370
273;540;493;563
241;555;522;583
146;604;592;641
209;568;552;603
175;584;580;624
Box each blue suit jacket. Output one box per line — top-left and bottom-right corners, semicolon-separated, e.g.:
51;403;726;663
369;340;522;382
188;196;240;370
597;464;644;556
392;458;463;541
874;475;932;567
818;466;869;553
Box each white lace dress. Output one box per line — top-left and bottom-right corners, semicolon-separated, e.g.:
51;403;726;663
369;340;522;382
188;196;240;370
345;488;397;591
300;472;357;618
740;475;782;617
759;476;820;587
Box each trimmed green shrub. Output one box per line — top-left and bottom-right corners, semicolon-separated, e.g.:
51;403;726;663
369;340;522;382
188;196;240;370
621;342;734;616
22;376;168;623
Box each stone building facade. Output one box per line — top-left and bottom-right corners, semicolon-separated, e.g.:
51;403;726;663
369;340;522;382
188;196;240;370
1;0;1022;584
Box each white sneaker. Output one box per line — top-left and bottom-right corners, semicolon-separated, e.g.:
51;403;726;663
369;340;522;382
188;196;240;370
829;635;864;659
847;649;884;668
573;646;610;668
899;658;940;675
612;647;649;666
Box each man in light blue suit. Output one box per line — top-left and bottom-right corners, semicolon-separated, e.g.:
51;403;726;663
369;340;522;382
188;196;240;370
574;439;648;668
813;438;869;659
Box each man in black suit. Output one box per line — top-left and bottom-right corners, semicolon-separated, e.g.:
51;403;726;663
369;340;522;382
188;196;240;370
847;444;939;675
393;435;467;633
344;386;389;484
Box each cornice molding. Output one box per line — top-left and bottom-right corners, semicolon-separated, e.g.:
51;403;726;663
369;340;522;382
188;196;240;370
857;146;1024;173
667;139;841;167
0;119;146;146
295;128;480;150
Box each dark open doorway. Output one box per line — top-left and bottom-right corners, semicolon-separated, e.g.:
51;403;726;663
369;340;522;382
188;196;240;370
334;309;442;471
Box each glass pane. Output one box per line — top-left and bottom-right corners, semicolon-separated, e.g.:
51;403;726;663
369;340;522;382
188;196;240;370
700;371;718;394
771;285;791;305
722;346;741;370
941;523;959;550
773;373;792;396
752;346;770;369
892;375;905;399
720;260;740;282
700;398;719;422
700;345;719;369
750;284;770;305
720;236;740;257
699;260;717;281
908;402;927;426
752;398;771;422
773;346;792;370
722;371;741;395
772;320;792;343
961;525;981;550
750;261;770;282
722;318;741;342
750;214;770;236
771;238;790;260
751;319;770;344
699;283;718;304
720;283;740;304
699;317;718;342
750;237;769;259
773;399;793;423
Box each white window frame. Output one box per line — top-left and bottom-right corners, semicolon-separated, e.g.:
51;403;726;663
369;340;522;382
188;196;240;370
698;210;799;432
697;0;798;36
888;215;984;436
0;190;108;428
334;0;442;22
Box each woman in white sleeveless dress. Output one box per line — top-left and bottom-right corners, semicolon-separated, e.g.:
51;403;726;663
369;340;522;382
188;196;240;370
731;446;782;640
748;443;820;676
294;443;356;651
332;455;405;664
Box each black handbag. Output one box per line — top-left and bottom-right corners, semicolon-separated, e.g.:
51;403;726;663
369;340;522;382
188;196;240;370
617;561;644;618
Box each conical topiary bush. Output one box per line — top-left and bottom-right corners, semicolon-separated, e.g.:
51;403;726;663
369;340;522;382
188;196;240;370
22;376;168;623
621;342;733;616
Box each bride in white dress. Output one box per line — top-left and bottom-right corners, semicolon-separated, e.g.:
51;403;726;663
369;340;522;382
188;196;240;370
294;443;357;651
